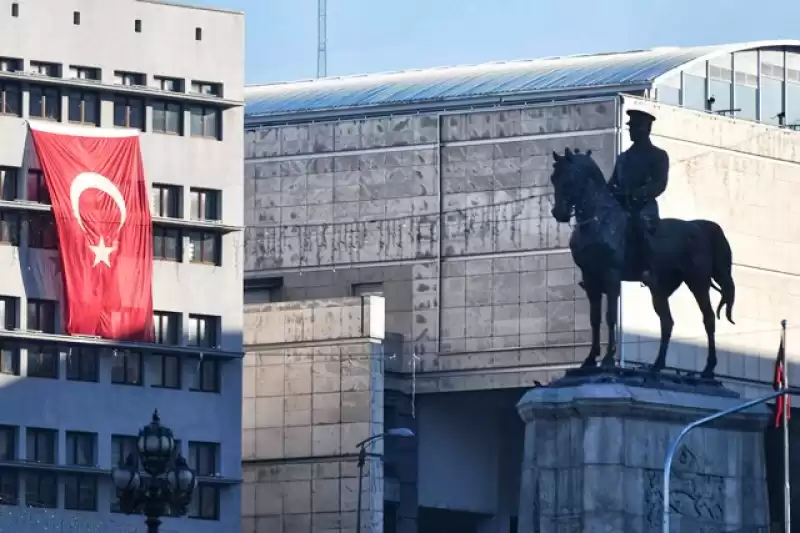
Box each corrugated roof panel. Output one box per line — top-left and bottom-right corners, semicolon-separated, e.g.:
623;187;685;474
244;41;800;119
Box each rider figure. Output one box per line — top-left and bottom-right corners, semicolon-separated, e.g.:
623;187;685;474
607;109;669;287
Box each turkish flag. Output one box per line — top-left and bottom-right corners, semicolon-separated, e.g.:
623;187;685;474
28;121;154;342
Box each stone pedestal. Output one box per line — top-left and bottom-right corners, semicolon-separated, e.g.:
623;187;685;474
516;370;770;533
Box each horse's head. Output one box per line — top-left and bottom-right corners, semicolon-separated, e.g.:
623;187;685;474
550;147;604;223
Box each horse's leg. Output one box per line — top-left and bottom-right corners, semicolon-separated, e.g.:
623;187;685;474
650;289;674;372
581;283;602;368
688;281;717;379
600;271;621;367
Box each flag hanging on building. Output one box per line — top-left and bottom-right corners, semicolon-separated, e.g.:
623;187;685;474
28;121;154;341
773;329;790;429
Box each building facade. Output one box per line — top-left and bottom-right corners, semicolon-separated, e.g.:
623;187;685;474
0;0;245;532
242;41;800;532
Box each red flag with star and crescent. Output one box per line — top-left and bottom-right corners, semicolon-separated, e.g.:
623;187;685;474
28;121;154;342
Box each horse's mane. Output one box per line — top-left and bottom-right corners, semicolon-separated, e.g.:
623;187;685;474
570;152;607;188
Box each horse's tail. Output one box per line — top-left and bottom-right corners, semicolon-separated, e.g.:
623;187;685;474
699;221;735;324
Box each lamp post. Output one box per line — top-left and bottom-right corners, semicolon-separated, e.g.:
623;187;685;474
111;410;197;533
355;428;415;533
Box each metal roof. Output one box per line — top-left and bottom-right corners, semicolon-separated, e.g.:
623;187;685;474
244;41;800;121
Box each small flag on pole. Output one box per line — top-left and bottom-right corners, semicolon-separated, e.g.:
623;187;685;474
773;324;790;429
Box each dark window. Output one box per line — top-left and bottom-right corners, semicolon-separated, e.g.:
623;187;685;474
11;3;18;17
114;71;145;86
27;345;58;379
0;82;21;116
189;484;219;520
0;469;17;506
72;11;80;25
111;351;142;386
0;296;17;329
29;62;59;77
110;435;137;467
0;167;18;200
155;77;182;92
150;184;181;218
66;347;99;382
0;299;18;375
0;427;16;460
0;345;18;376
29;86;60;121
68;66;99;81
25;472;56;508
153;354;181;389
134;19;141;33
25;428;56;463
0;58;20;72
189;106;220;139
26;299;55;333
64;475;96;511
188;314;218;348
68;91;99;125
0;212;20;245
189;188;220;221
113;96;144;129
153;227;182;262
26;169;48;204
152;101;182;134
66;431;95;466
352;282;384;297
195;27;202;41
192;358;220;393
190;82;221;97
28;213;58;249
153;311;180;344
188;231;220;265
187;442;219;519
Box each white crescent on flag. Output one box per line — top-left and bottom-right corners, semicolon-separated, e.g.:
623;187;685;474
69;172;128;233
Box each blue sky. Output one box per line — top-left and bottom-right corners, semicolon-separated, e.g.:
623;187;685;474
181;0;800;85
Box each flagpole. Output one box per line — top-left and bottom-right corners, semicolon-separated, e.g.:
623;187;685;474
782;319;791;533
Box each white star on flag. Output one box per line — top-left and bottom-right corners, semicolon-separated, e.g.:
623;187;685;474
88;237;116;267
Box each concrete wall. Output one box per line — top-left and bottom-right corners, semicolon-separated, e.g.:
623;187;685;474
0;0;245;531
241;297;386;533
244;100;619;393
619;96;800;398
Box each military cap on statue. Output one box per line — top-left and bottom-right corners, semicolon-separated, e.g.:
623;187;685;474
626;109;657;126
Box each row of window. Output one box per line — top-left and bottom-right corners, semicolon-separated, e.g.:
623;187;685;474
0;427;219;519
0;82;222;139
0;298;222;392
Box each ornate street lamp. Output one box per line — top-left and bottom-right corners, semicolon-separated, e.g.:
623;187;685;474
111;410;197;533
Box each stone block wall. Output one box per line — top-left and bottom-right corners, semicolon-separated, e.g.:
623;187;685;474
244;100;620;392
241;297;387;533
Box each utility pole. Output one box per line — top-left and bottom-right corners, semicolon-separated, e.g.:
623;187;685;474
317;0;327;78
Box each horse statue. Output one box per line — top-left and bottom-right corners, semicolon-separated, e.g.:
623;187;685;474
549;147;735;379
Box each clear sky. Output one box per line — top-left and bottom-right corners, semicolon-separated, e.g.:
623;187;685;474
180;0;800;86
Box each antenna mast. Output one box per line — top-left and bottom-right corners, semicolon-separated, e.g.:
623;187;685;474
317;0;327;78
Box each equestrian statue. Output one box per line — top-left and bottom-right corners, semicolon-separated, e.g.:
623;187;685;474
549;109;735;379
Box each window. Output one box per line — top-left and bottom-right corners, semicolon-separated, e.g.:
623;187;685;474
188;231;220;265
188;442;219;520
352;282;384;297
27;345;58;379
0;213;20;246
0;427;16;461
29;62;59;78
110;435;137;467
68;91;99;125
786;53;800;127
0;58;20;72
26;170;49;204
195;27;202;41
152;101;182;134
25;472;56;508
655;74;680;107
0;81;21;116
66;432;95;467
761;50;785;126
190;81;221;97
114;71;145;86
68;66;99;81
28;213;58;250
0;296;17;330
153;311;180;344
192;358;220;393
188;315;218;348
26;428;56;463
155;76;182;92
134;19;142;33
64;475;96;511
189;188;220;221
72;11;80;25
11;3;18;17
0;427;17;506
111;351;142;385
153;227;182;262
113;95;144;129
189;106;220;139
150;184;181;218
66;347;99;382
682;62;707;112
0;167;18;200
26;299;55;333
243;278;281;304
0;344;18;376
709;54;733;114
153;354;181;389
733;51;757;121
0;298;18;375
29;85;60;121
